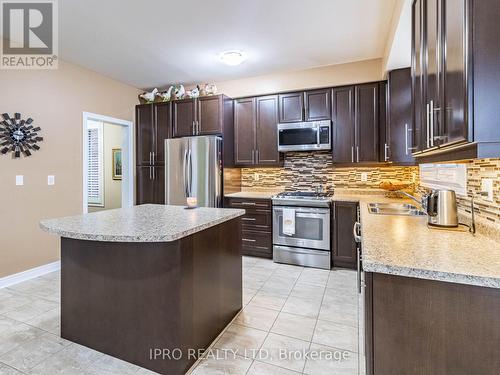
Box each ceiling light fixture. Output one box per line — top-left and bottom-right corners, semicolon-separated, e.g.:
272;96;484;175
219;50;246;66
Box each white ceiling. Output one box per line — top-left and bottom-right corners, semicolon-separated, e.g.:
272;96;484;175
57;0;398;89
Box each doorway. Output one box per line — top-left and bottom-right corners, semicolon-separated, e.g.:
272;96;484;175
83;112;133;214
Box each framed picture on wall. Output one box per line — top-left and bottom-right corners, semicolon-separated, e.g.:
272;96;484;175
112;148;122;180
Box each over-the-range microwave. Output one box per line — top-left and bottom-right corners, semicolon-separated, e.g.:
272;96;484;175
277;120;331;152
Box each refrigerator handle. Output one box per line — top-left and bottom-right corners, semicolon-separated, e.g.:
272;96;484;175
188;149;193;197
183;149;189;197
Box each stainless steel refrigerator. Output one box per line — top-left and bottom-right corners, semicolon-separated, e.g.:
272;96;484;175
165;136;223;207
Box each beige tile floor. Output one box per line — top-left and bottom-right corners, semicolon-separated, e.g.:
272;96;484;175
0;257;362;375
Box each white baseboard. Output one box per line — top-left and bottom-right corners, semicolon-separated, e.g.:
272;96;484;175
0;261;61;289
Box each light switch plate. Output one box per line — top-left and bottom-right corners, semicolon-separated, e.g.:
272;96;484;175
48;175;55;185
254;173;259;181
361;172;368;182
481;178;494;202
15;175;23;186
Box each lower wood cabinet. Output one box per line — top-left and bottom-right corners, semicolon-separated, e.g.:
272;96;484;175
332;201;358;269
136;166;164;205
366;273;500;375
225;197;272;258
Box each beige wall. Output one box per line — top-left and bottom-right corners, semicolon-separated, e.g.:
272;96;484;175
187;58;384;98
0;60;140;278
88;123;123;213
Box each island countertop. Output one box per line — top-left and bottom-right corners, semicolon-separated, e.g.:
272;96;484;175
39;204;245;242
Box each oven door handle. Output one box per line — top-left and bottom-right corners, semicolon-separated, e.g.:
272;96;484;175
273;207;329;215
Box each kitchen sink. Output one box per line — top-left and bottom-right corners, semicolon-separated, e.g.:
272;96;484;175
368;203;427;216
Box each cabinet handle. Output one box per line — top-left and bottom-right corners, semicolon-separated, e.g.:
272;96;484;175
242;238;256;242
241;218;256;221
351;146;354;163
356;146;360;163
256;149;259;163
384;143;389;161
426;103;430;148
153;167;155;180
149;151;152;166
239;202;256;206
149;166;152;180
430;100;435;147
405;123;409;155
192;121;196;135
152;152;155;165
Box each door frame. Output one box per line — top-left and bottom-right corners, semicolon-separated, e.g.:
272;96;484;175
82;112;134;214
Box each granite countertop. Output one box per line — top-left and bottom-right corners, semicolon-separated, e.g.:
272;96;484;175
39;204;245;243
336;195;500;288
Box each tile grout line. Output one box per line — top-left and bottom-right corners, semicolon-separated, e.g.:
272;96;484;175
242;262;305;375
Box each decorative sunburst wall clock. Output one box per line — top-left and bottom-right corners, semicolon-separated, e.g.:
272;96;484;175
0;113;43;158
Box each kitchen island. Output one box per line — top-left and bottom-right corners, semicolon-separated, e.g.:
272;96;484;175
40;204;245;375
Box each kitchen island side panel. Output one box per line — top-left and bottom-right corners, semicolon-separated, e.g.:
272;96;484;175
60;217;242;375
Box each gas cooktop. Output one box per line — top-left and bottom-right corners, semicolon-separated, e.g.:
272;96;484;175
272;191;333;207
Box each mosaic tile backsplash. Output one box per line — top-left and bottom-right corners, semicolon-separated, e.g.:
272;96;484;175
241;152;418;192
240;153;500;224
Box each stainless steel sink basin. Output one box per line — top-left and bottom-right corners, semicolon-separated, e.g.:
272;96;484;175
368;203;427;216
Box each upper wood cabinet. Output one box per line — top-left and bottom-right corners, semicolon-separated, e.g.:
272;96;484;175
136;103;171;166
355;83;379;163
386;68;415;164
278;89;331;123
172;94;232;138
332;86;355;163
136;104;154;166
256;96;281;165
305;89;331;121
172;99;195;138
234;95;281;167
332;84;381;164
411;0;500;161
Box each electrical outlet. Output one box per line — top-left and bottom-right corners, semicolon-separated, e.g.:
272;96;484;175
412;172;417;183
15;175;23;186
48;175;55;185
361;172;368;182
254;173;259;181
481;178;494;202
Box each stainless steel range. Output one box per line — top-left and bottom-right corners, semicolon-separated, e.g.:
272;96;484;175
272;191;332;269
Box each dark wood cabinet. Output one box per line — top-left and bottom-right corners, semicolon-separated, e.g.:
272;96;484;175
135;103;170;205
234;95;281;167
366;273;500;375
332;86;355;163
135;104;154;166
172;99;196;138
225;197;272;258
386;68;415;164
234;98;255;165
355;83;379;163
278;90;331;123
197;95;222;135
278;92;304;123
136;166;164;204
332;201;358;269
256;95;280;165
136;102;171;166
411;0;500;160
154;102;171;164
332;84;380;164
305;89;331;121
